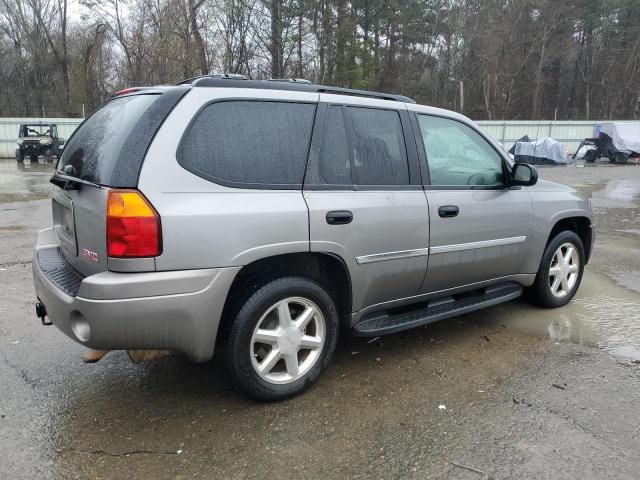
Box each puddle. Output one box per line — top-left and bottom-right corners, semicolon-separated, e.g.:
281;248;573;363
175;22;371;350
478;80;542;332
481;272;640;361
0;158;54;203
591;178;640;208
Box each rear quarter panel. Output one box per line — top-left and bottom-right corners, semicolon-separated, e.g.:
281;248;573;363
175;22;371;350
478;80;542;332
138;88;318;270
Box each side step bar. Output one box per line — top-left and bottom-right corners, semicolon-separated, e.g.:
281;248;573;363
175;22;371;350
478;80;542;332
353;283;523;337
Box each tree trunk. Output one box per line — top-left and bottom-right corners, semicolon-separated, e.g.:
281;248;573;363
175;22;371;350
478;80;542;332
188;0;208;75
270;0;282;78
334;0;348;86
297;12;303;78
532;39;547;119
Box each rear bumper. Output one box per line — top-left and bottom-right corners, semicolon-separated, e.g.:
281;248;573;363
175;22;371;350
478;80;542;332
32;228;240;362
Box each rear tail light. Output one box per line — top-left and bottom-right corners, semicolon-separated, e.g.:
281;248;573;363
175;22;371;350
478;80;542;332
107;190;161;257
112;87;142;97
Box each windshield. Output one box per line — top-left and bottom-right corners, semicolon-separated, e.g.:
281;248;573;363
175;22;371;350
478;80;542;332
57;94;158;184
20;125;51;137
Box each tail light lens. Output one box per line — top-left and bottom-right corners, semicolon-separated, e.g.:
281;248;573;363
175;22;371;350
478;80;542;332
107;190;161;257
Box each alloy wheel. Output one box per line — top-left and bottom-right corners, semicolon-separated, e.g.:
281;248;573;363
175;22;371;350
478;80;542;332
250;297;326;384
548;242;580;298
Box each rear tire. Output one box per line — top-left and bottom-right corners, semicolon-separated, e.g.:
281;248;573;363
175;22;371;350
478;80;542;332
224;276;339;401
528;230;585;308
614;152;629;164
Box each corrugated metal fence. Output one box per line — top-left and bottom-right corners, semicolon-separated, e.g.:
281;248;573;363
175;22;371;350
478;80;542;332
0;117;600;158
477;120;598;153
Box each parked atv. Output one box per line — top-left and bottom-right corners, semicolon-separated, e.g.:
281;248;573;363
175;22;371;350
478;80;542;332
574;122;640;164
15;123;64;163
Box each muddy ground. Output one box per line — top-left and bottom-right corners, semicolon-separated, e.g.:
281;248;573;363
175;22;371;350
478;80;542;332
1;158;639;479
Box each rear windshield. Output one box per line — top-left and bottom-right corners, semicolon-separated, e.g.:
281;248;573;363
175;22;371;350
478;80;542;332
58;95;158;184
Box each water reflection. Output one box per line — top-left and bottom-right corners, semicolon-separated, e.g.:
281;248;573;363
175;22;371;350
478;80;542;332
482;274;640;362
591;178;640;206
0;158;53;202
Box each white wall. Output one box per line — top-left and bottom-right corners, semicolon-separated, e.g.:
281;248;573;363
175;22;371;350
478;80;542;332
0;117;602;158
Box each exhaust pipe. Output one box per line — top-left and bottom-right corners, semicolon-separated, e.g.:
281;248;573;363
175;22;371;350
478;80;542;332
35;302;52;326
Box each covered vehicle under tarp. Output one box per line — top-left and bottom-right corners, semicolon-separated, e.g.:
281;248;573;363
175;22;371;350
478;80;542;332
508;135;530;156
599;122;640;154
514;137;568;165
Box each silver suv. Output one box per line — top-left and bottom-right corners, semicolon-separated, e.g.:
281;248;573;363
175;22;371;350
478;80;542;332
32;78;594;400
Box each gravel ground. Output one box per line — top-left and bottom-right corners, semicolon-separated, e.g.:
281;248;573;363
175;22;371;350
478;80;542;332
1;159;639;479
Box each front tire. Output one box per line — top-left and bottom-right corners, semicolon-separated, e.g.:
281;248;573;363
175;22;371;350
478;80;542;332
224;276;339;401
584;149;597;163
529;230;585;308
15;149;24;163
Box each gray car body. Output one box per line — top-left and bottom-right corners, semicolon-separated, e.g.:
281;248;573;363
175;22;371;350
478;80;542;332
32;86;594;361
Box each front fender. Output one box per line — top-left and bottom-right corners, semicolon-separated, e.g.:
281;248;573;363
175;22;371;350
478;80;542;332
521;189;592;274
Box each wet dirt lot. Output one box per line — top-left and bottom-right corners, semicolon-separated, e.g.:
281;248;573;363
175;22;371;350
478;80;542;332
1;158;639;479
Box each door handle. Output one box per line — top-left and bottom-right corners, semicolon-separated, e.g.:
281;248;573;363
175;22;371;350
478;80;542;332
326;210;353;225
438;205;459;218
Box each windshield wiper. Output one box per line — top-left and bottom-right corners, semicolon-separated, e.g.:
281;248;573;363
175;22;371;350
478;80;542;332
50;172;101;191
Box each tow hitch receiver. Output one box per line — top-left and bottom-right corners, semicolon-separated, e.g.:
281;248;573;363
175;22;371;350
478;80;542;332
36;302;52;326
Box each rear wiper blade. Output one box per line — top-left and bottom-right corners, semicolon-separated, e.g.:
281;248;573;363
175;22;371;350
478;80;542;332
50;173;79;190
50;172;101;191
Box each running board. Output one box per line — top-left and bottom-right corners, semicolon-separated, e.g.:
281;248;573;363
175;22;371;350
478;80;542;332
352;282;523;337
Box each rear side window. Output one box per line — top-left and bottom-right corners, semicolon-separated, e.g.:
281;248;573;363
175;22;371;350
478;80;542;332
179;101;316;188
58;95;159;185
348;107;409;186
319;106;351;185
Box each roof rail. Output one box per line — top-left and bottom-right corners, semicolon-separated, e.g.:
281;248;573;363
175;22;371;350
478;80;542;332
268;78;312;84
184;77;415;103
176;73;248;85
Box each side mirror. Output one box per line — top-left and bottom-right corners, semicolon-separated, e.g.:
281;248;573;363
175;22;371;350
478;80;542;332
511;163;538;187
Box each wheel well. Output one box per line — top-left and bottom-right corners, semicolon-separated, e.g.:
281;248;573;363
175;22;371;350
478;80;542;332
216;253;352;348
547;217;592;263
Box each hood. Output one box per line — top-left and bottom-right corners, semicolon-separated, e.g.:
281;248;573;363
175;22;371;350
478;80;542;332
20;135;51;141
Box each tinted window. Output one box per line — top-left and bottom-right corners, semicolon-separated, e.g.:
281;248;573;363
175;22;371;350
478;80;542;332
348;107;409;185
58;95;158;184
180;101;316;187
319;106;351;184
417;115;504;187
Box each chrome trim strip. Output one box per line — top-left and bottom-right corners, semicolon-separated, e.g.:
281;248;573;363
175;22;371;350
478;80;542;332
355;247;430;265
430;236;527;254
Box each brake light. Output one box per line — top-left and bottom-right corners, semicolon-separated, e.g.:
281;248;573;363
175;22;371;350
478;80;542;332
113;87;141;97
107;190;161;257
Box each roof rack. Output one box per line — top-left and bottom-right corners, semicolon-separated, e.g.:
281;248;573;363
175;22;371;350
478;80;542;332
176;73;248;85
179;76;415;103
268;78;313;84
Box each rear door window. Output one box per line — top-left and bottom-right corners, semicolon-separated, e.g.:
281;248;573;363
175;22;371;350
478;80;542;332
179;101;316;188
319;106;351;185
58;94;159;185
346;107;409;186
